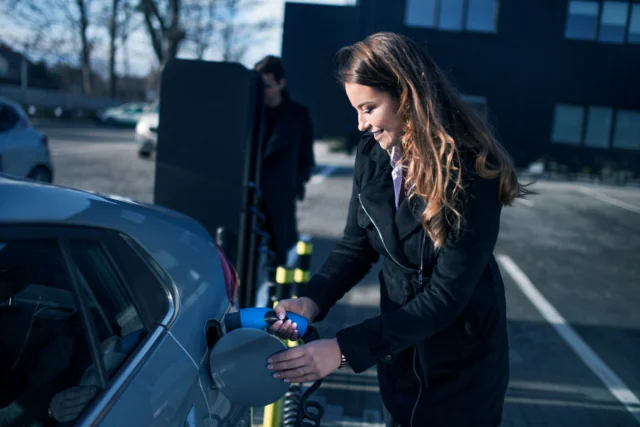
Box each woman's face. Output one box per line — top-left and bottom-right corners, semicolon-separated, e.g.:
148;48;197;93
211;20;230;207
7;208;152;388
345;83;404;150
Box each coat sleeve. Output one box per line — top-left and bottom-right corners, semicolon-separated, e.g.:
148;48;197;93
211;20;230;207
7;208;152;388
335;173;503;373
298;151;379;322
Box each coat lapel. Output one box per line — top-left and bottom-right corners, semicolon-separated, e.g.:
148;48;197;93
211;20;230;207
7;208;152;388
359;136;417;266
395;194;425;241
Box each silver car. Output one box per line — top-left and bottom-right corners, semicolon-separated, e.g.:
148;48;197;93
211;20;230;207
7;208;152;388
0;96;53;182
0;175;251;426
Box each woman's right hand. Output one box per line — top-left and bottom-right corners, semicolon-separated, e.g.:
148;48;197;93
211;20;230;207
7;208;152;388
267;297;321;341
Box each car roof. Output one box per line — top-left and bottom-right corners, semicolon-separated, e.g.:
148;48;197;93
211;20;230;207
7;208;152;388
0;174;232;338
0;173;208;242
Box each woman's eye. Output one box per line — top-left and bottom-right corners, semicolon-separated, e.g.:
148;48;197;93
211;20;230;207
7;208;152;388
363;108;373;114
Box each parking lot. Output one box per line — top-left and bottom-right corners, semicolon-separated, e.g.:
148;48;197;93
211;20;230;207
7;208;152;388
43;122;640;427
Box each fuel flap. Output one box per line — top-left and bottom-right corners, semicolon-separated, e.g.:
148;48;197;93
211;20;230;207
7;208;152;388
208;328;290;407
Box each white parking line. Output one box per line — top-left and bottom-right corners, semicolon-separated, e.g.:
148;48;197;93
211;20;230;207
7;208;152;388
496;254;640;424
310;165;338;185
578;187;640;215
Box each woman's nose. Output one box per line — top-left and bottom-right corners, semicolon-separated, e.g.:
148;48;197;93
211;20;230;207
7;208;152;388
358;115;370;132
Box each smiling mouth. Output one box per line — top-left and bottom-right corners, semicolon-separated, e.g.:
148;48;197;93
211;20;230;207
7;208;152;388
372;130;383;137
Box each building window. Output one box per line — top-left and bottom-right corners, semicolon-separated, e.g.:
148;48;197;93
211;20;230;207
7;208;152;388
584;106;613;148
404;0;437;28
628;4;640;43
404;0;500;33
599;1;629;43
439;0;465;31
552;105;584;144
613;110;640;150
466;0;500;32
565;1;600;40
565;0;638;44
552;105;640;150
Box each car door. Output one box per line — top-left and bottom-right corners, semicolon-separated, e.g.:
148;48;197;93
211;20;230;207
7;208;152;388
0;225;221;427
0;102;29;177
82;230;214;427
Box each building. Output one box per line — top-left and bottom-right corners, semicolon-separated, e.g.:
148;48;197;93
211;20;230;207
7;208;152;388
281;0;640;175
0;45;59;90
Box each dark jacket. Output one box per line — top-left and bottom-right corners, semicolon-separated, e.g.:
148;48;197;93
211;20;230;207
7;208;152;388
260;93;315;264
300;133;510;427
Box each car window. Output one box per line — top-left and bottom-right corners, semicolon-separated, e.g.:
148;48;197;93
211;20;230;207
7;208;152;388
0;104;19;133
69;240;146;341
0;232;169;426
0;239;100;426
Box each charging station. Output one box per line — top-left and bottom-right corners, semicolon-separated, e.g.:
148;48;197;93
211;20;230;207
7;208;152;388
153;59;265;308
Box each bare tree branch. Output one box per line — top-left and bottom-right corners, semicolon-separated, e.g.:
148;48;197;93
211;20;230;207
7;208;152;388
2;0;98;94
138;0;186;65
183;0;220;59
76;0;92;94
216;0;276;63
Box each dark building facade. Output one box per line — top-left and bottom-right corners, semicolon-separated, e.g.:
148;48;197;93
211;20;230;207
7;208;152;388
281;0;640;175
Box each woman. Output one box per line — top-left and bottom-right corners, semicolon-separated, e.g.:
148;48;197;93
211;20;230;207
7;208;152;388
266;32;531;427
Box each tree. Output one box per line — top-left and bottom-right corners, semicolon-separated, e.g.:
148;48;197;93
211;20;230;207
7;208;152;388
108;0;121;97
217;0;275;63
150;0;276;65
183;0;218;60
119;0;141;78
1;0;98;95
76;0;93;95
97;0;141;97
138;0;186;66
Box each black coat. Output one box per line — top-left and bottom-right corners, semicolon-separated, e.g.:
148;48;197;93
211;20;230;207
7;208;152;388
260;94;315;265
301;133;510;427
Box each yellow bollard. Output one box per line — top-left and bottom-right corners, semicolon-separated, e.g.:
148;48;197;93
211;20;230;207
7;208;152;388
294;240;312;298
274;266;294;302
262;400;282;427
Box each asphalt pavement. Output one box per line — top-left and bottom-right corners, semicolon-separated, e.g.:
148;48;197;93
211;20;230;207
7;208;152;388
42;123;640;427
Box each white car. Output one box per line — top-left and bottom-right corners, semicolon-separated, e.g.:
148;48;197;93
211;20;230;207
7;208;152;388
135;104;159;158
99;102;151;127
0;96;53;182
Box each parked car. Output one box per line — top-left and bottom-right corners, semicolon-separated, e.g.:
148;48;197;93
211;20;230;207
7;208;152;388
98;102;152;127
0;175;251;426
135;103;159;158
0;96;53;183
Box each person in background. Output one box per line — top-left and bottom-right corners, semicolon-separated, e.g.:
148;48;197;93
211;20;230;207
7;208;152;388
266;32;533;427
254;55;315;275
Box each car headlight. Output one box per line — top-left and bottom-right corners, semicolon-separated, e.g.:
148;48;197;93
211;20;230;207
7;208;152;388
136;122;148;133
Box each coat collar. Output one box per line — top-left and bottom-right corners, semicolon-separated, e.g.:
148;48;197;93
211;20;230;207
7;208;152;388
360;132;392;166
359;133;425;252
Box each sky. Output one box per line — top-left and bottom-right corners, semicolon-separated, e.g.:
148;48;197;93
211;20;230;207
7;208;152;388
0;0;355;78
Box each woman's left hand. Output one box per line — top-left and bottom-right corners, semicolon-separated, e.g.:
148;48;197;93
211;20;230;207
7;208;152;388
267;338;342;383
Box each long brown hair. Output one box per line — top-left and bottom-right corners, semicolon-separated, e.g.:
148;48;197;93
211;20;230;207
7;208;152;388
337;32;532;249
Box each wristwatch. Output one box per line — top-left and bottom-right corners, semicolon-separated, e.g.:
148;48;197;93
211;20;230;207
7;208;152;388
339;352;347;369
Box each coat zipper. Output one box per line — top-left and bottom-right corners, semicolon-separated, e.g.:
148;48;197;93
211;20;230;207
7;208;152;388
410;347;422;427
358;193;419;274
359;192;428;423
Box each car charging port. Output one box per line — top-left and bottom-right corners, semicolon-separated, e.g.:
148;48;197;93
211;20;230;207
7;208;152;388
205;319;223;351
